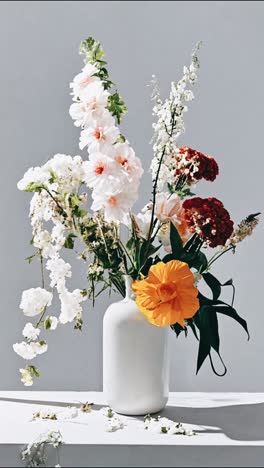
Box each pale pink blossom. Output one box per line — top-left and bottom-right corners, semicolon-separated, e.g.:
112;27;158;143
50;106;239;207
79;114;119;152
155;192;183;224
113;143;144;183
83;152;118;191
69;82;109;128
70;63;100;99
91;189;137;224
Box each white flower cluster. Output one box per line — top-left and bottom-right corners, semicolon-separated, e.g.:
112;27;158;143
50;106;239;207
69;62;143;224
150;42;202;191
99;407;124;432
19;153;88;259
21;430;63;467
13;289;52;363
144;414;195;436
15;155;89;382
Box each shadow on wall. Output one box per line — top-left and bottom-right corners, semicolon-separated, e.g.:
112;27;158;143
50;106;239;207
162;402;264;441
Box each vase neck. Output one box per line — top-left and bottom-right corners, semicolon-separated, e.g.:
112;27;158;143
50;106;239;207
124;275;136;301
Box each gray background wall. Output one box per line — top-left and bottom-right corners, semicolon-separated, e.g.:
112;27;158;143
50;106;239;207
1;0;263;391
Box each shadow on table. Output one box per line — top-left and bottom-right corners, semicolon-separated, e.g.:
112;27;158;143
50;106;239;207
1;396;264;442
0;396;105;411
161;402;264;442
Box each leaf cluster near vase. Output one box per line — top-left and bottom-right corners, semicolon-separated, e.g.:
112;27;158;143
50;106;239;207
15;37;260;413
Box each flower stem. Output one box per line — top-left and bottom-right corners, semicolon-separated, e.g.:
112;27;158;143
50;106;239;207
36;305;47;328
208;246;234;268
40;254;45;289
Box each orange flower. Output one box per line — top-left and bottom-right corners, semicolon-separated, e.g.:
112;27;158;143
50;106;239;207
132;260;199;327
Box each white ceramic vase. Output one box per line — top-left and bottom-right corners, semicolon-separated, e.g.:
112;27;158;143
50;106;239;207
103;275;170;415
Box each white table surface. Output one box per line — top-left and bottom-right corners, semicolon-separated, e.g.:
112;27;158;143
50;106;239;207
1;391;264;467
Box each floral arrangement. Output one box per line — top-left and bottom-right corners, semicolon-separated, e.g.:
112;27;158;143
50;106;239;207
14;37;260;385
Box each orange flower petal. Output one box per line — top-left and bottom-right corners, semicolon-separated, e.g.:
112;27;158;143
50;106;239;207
132;260;199;327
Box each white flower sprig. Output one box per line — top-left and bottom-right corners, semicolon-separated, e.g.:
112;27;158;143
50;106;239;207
150;41;202;192
21;430;63;468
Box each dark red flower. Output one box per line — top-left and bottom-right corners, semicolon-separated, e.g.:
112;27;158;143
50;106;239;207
175;146;219;183
182;197;234;247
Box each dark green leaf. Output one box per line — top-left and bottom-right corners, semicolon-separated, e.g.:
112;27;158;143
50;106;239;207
140;257;153;277
196;307;211;374
203;272;221;301
64;233;77;249
213;304;250;340
163;254;174;263
171;322;186;337
170;222;183;257
190;251;208;273
196;305;221;374
187;319;199;340
222;279;233;286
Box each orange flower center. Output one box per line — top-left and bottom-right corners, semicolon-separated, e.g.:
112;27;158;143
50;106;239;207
157;282;177;303
116;154;128;166
95;163;105;175
108;195;118;207
94;127;106;141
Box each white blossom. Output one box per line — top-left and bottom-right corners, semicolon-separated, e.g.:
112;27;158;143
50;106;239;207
19;368;34;386
70;62;100;99
91;188;137;225
17;166;49;191
20;288;52;317
134;210;152;240
59;288;86;324
46;256;72;291
22;323;40;341
83;152;118;191
79;112;119;152
13;341;48;360
105;416;124;432
69;81;109;128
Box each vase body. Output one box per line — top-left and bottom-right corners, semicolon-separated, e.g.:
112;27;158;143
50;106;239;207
103;276;170;415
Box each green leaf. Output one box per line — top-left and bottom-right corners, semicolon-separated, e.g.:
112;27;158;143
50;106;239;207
64;233;77;249
187;319;199;340
163;253;174;263
196;306;211;374
140;257;153;277
213;304;250;340
108;92;128;124
171;322;187;337
79;37;104;64
44;317;51;330
170;222;183;257
48;169;57;184
25;253;38;264
74;316;83;331
24;182;46;193
203;272;221;301
116;135;126;143
195;305;225;375
74;207;87;218
29;366;40;378
190;251;208;273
